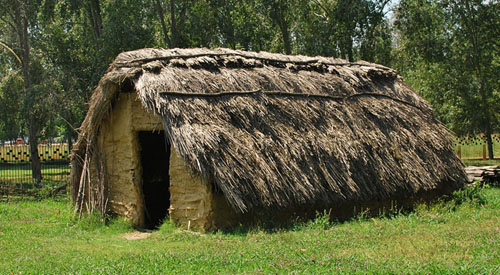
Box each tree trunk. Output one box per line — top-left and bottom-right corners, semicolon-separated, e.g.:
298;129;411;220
85;0;103;40
154;0;171;47
67;132;73;153
170;0;178;48
279;21;291;55
480;80;494;159
339;36;354;61
29;122;42;184
485;130;494;160
267;1;291;54
14;1;42;184
91;0;102;38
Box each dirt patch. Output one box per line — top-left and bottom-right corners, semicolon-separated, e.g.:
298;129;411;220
122;231;152;240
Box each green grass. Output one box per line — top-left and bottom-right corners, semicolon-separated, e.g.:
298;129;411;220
462;159;500;167
1;187;500;274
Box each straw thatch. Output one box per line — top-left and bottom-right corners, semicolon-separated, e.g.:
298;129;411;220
71;48;467;214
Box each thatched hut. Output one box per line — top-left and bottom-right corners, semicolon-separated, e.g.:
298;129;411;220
70;48;467;230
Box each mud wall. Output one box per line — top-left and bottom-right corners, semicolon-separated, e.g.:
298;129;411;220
169;146;218;231
169;147;238;231
98;93;142;225
97;92;236;230
97;93;162;226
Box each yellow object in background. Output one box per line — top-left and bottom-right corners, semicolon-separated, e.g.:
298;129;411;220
0;144;69;163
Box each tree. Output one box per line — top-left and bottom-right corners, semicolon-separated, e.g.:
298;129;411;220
154;0;179;48
262;0;296;54
230;1;274;51
154;0;171;47
301;0;392;63
36;0;156;146
0;0;43;183
394;0;500;159
448;0;500;159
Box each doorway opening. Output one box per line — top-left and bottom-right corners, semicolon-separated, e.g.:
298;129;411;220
139;131;171;229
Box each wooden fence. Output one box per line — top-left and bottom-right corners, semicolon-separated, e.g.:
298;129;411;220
453;135;500;160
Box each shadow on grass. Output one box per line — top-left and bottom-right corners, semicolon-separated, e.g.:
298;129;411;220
216;184;493;236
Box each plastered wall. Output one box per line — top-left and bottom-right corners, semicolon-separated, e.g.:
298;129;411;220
98;93;144;225
97;92;234;230
169;146;216;231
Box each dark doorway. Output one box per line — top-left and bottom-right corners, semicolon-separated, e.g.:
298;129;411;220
139;131;171;229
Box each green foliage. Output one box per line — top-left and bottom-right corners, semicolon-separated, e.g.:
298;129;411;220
107;216;135;232
449;184;487;207
76;211;134;232
307;209;332;229
394;0;448;63
301;0;392;63
76;211;109;231
229;1;275;51
394;0;500;149
33;182;64;199
0;73;24;140
99;0;155;63
157;217;176;234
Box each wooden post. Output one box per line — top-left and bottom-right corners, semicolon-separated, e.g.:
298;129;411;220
483;144;486;160
457;145;461;159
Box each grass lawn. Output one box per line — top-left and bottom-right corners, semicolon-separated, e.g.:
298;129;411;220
0;187;499;274
462;159;500;167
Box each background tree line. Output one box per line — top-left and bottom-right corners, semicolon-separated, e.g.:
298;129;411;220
0;0;498;181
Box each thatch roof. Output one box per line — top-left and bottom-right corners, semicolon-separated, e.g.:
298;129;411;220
71;48;467;213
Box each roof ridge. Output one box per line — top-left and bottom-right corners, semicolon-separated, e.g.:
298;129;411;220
114;51;391;71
